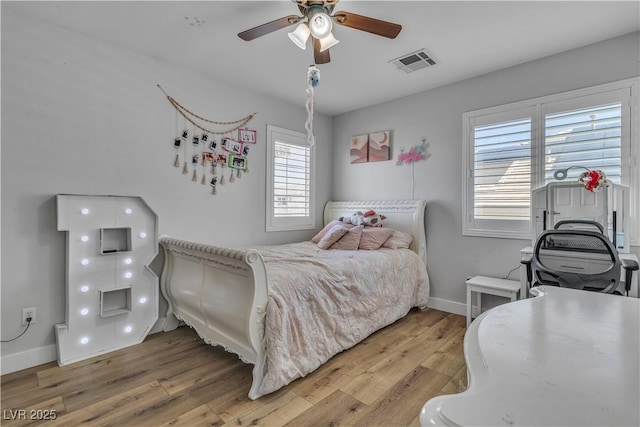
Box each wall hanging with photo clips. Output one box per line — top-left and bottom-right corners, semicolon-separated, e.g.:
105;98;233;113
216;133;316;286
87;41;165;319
158;85;257;195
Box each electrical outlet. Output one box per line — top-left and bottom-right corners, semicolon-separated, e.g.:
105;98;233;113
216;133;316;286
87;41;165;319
22;307;36;325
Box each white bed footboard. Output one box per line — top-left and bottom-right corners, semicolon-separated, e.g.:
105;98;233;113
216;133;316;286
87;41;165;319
159;236;268;398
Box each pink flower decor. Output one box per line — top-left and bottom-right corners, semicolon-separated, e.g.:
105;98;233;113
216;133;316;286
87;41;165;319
396;144;426;166
578;169;608;192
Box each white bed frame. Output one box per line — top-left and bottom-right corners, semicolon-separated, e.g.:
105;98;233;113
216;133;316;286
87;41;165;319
159;199;427;399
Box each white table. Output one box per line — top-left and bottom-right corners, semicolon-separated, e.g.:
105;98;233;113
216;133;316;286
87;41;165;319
466;276;520;327
420;286;640;426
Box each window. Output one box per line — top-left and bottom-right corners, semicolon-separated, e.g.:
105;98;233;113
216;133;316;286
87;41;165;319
463;79;637;240
266;125;315;231
467;107;535;237
543;99;623;185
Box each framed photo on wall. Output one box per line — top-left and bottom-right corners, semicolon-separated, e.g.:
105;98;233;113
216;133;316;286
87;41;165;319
222;137;244;155
215;153;227;164
368;130;391;162
350;134;369;164
202;152;216;163
228;154;248;170
239;129;257;144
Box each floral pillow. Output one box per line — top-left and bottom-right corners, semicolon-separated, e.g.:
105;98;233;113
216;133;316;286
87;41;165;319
382;230;413;249
317;224;350;249
331;226;364;250
359;227;394;250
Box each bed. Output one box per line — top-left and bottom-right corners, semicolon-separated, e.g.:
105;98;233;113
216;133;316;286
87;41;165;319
159;199;429;399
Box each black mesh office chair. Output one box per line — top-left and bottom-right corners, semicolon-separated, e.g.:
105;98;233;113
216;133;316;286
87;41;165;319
554;219;604;234
522;229;638;295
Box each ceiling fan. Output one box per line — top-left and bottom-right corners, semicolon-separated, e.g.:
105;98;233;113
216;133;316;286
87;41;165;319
238;0;402;64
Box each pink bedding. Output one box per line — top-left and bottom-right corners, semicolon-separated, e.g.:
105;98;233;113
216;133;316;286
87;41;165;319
252;241;430;398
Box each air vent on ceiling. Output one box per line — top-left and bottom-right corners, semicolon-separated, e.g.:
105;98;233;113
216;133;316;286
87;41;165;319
389;49;437;73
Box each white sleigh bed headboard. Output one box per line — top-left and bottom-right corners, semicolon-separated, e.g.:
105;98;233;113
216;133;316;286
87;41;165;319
323;200;427;266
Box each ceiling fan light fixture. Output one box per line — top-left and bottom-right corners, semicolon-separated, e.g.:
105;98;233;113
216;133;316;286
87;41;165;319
238;2;403;65
288;23;310;49
308;11;332;39
319;32;339;52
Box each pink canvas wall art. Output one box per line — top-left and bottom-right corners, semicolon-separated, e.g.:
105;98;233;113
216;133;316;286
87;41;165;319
368;131;390;162
350;134;368;164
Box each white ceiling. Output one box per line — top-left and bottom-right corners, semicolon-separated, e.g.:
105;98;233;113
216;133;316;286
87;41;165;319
5;1;640;116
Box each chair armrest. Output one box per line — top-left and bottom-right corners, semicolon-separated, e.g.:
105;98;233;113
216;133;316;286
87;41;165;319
620;259;639;295
621;259;639;271
521;255;532;285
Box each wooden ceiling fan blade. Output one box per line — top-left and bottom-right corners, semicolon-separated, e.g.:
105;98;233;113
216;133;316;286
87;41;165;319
313;37;331;64
238;15;301;41
333;11;402;39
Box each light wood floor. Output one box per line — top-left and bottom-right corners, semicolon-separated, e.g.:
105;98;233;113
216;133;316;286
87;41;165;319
1;308;467;427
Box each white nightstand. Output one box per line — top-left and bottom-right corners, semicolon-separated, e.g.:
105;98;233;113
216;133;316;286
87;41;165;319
466;275;520;327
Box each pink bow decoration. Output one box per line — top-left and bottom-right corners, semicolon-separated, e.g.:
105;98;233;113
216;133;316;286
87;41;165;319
578;169;608;192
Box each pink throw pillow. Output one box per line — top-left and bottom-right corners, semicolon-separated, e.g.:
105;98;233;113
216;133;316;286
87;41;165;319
359;227;394;250
317;224;349;249
331;226;364;250
311;220;352;243
382;230;414;249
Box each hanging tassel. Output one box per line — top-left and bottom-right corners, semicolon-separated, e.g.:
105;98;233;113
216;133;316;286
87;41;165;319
229;171;235;183
191;169;198;182
237;169;241;179
211;185;217;195
201;173;206;185
211;163;217;175
182;162;189;174
174;154;180;167
220;175;225;185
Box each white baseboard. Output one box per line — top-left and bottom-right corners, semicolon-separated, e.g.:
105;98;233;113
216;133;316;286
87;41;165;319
427;297;513;320
1;344;57;375
1;316;168;375
426;296;466;316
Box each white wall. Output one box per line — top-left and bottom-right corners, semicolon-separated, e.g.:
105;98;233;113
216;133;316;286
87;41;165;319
331;32;640;313
2;3;638;374
0;7;332;372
